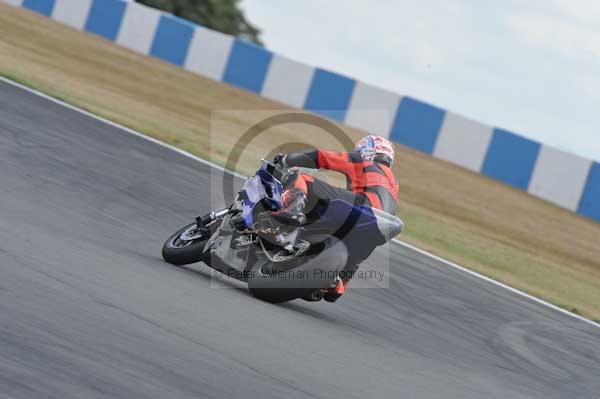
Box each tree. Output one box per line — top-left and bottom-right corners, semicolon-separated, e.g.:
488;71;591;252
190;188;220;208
136;0;263;46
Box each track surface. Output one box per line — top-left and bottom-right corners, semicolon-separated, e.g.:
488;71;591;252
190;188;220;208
0;81;599;399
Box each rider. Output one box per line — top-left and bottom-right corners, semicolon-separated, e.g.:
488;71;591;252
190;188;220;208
271;134;399;302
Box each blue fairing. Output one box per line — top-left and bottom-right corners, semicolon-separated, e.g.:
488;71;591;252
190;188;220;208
241;164;283;227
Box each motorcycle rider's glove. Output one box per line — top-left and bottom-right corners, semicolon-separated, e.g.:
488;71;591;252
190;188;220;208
273;153;287;169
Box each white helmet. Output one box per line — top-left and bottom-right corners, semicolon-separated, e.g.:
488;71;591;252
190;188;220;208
354;135;395;165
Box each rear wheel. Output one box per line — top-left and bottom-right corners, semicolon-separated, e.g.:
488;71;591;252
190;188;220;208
162;221;215;266
247;236;348;303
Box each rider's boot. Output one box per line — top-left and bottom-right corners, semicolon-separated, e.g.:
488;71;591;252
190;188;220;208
323;276;346;303
271;188;307;226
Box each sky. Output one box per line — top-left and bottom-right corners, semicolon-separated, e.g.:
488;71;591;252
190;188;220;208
241;0;600;162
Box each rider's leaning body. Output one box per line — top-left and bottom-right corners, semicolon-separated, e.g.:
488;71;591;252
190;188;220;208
271;135;399;302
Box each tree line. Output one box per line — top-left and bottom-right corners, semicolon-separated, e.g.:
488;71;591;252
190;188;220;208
136;0;263;45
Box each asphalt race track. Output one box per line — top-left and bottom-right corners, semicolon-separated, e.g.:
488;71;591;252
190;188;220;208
1;80;599;399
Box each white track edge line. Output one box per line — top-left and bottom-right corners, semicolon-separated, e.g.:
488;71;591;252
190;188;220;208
395;240;600;329
0;78;246;180
3;76;598;330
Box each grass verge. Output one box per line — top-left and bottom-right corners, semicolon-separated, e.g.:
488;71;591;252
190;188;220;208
1;4;599;322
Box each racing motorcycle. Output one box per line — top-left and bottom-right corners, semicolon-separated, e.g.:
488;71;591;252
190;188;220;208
162;160;403;303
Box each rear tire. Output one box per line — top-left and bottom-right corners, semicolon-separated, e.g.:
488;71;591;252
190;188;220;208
247;236;348;303
162;222;212;266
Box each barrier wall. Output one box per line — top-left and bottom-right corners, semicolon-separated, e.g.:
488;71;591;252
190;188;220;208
4;0;598;222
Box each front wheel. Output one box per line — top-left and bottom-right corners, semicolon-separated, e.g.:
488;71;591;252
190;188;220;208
162;222;214;266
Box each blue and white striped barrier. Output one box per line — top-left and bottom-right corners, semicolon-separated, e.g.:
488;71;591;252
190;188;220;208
4;0;599;222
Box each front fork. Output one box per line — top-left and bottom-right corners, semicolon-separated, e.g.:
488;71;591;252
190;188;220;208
196;208;229;228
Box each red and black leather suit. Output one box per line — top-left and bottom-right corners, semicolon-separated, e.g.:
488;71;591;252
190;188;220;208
280;148;399;296
283;148;399;215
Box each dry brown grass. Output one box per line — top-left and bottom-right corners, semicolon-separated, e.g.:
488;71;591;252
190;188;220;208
1;4;599;320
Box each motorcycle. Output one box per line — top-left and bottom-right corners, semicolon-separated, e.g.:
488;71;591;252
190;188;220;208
162;160;404;303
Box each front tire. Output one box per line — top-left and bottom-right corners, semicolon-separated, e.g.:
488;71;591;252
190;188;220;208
162;222;212;266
